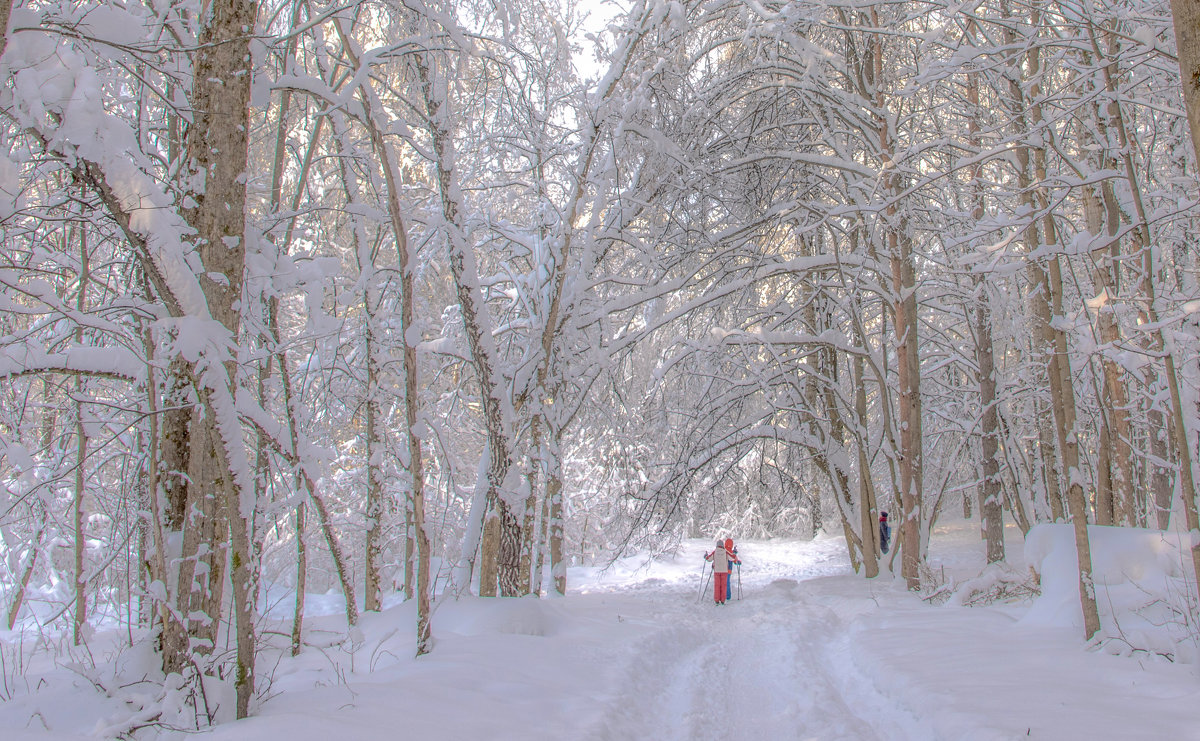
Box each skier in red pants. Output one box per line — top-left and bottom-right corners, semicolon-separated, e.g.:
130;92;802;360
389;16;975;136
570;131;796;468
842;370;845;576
705;540;731;605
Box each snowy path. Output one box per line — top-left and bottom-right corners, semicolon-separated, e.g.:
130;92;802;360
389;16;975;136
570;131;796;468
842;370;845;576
576;539;930;741
590;586;890;740
7;528;1200;740
564;532;1200;741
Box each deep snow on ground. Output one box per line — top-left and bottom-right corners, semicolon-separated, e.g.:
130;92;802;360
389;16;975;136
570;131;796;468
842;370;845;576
3;521;1200;740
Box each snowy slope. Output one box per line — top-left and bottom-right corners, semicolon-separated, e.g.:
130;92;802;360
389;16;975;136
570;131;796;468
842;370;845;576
3;523;1199;740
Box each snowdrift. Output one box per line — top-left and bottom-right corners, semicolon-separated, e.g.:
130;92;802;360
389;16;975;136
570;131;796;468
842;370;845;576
1023;523;1198;662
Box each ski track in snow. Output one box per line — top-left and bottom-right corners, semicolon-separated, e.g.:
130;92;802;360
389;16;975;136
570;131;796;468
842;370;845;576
8;527;1200;740
580;541;928;741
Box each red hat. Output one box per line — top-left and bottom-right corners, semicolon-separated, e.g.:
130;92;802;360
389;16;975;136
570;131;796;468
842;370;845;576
724;538;734;549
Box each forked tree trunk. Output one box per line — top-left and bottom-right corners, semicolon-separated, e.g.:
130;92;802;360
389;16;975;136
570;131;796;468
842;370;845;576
1087;26;1138;527
854;351;880;578
414;47;520;596
868;9;923;589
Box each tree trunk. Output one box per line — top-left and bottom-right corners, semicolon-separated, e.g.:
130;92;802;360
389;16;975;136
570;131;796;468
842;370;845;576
966;39;1004;563
1169;0;1200;168
547;446;566;596
414;47;520;596
7;519;44;630
363;100;433;649
177;0;259;715
1011;1;1101;638
533;481;550;595
519;423;544;595
855;351;880;578
291;501;306;657
261;17;308;657
73;225;89;645
870;8;923;589
519;470;538;596
1097;11;1200;597
1088;27;1138;527
1149;404;1173;529
976;287;1004;563
480;515;500;598
0;0;14;59
363;290;384;614
1033;394;1065;520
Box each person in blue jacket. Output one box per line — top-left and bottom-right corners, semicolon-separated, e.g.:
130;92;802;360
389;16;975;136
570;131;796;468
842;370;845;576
879;511;891;554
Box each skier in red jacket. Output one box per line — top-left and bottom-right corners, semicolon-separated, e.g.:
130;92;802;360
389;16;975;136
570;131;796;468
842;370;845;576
705;538;738;605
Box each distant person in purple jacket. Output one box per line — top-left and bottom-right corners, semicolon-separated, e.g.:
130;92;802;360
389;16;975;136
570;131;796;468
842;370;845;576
879;512;891;555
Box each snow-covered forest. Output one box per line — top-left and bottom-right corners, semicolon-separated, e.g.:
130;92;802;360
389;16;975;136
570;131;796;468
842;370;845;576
3;0;1200;735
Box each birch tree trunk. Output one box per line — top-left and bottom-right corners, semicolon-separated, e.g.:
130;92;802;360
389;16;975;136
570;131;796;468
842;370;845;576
363;284;385;614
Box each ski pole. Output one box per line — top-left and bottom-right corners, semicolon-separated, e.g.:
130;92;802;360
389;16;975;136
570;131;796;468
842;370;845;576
696;563;711;603
737;561;742;600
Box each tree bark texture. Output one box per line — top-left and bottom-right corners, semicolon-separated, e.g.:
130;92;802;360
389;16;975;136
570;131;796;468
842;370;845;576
966;44;1004;563
1169;0;1200;167
175;0;259;716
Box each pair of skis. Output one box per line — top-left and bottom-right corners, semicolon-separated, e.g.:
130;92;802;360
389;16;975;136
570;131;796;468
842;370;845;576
695;561;741;603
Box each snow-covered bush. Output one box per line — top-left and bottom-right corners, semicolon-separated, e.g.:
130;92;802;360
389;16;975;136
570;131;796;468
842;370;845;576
946;562;1041;607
